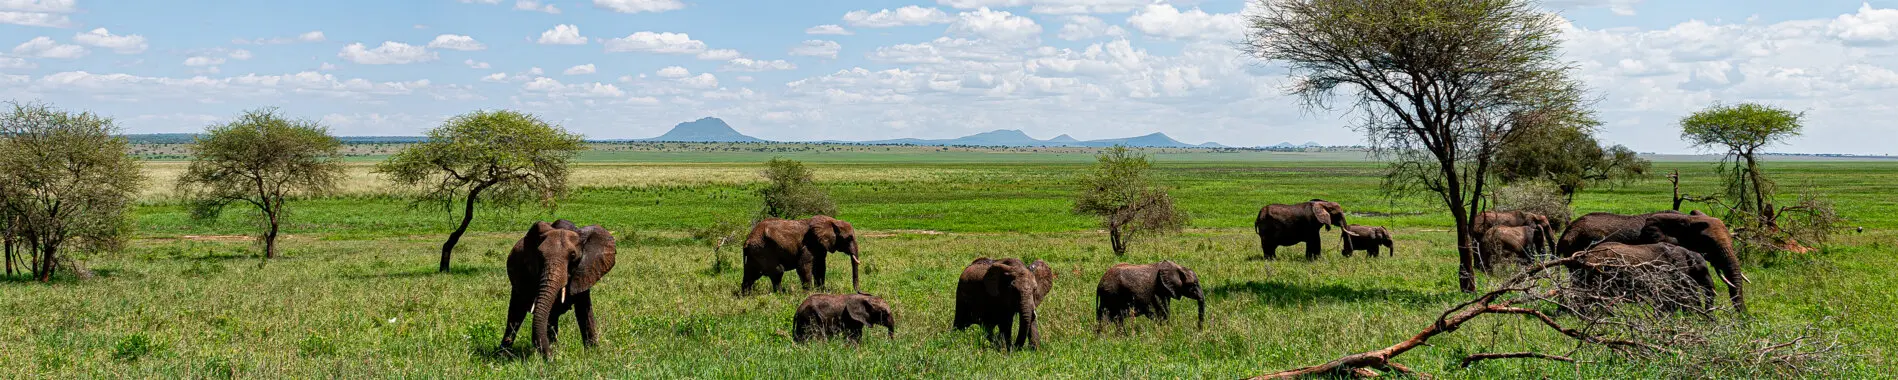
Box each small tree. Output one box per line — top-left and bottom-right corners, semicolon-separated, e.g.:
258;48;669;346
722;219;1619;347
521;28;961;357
1680;103;1802;227
757;158;836;220
1073;146;1189;256
376;110;584;272
176;108;343;260
1496;123;1651;202
0;102;144;282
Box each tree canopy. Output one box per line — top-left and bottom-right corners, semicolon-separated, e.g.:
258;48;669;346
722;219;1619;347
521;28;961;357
1073;146;1188;256
1245;0;1590;291
376;109;584;272
0;102;144;282
1495;123;1651;201
757;158;837;220
176;108;343;260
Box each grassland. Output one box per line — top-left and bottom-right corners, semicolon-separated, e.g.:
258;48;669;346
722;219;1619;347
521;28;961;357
3;145;1895;378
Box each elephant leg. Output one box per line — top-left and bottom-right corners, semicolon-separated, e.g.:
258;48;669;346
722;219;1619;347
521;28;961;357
1095;304;1107;334
574;292;598;347
793;313;811;343
741;259;763;294
500;287;533;349
767;271;785;293
811;253;828;289
796;253;816;290
1369;246;1380;258
996;320;1015;351
1305;235;1323;261
1259;233;1278;260
548;302;571;345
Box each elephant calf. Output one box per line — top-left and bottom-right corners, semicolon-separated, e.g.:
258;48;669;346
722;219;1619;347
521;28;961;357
954;257;1055;350
792;293;895;343
1566;242;1717;311
501;220;617;358
1479;225;1546;272
1339;225;1394;258
1096;261;1204;333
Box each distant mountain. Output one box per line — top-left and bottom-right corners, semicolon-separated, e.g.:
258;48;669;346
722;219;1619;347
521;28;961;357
1047;134;1081;144
640;117;765;142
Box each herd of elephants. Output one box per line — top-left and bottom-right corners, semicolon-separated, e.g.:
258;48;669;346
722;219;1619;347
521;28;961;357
496;199;1744;358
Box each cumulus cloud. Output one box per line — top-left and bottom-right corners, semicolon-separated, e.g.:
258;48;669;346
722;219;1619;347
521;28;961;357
12;36;85;59
0;11;73;28
843;6;953;28
514;0;559;13
0;0;78;13
696;48;741;61
789;40;841;59
948;7;1042;41
1545;0;1642;16
72;28;148;54
1126;3;1244;41
806;24;853;35
337;42;437;64
593;0;684;13
564;64;597;75
428;34;487;51
464;59;491;69
234;31;326;45
722;58;797;72
604;31;706;54
1829;3;1898;46
0;56;34;69
656;66;690;78
538;24;588;45
935;0;1148;14
1057;15;1125;41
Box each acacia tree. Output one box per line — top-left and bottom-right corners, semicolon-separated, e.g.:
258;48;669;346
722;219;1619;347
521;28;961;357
377;110;583;272
1495;123;1651;202
0;102;144;282
1680;103;1802;226
757;158;837;220
1245;0;1592;292
176;108;344;260
1073;146;1189;256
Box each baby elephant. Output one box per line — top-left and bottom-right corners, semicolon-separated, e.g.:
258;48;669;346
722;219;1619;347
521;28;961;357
1480;225;1547;272
954;257;1055;350
1096;261;1205;333
1339;225;1395;257
792;293;895;343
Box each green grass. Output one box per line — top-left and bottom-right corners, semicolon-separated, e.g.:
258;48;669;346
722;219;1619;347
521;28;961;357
3;149;1895;378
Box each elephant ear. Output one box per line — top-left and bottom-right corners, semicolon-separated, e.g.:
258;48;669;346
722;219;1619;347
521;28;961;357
845;296;875;326
521;221;557;253
1155;262;1181;298
984;263;1019;298
1310;203;1334;229
805;216;839;254
566;225;617;295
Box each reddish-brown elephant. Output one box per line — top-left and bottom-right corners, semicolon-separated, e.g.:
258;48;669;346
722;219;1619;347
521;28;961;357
1254;199;1349;260
741;215;860;293
1557;211;1745;313
1095;260;1205;333
500;219;617;358
954;257;1055;350
792;293;896;343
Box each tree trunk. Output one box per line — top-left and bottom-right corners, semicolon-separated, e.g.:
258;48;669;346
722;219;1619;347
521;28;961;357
441;185;488;273
1108;222;1126;256
1670;170;1684;211
37;242;56;283
264;208;280;260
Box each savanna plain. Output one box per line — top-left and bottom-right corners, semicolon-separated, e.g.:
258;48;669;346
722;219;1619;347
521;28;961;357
4;145;1895;378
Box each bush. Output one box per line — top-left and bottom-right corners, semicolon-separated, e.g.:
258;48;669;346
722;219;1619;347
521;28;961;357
1493;180;1573;228
757;158;836;220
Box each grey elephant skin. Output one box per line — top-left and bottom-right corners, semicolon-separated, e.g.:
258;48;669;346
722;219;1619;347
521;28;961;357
953;257;1055;350
1566;242;1717;310
500;219;617;358
741;215;860;293
1557;210;1744;313
1473;210;1557;257
1339;225;1395;258
1479;225;1546;271
1254;199;1348;260
1095;260;1204;332
792;293;895;343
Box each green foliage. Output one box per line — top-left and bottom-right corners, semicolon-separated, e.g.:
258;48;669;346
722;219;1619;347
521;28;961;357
0;101;143;281
757;158;836;220
689;216;748;274
1492;180;1572;229
1679;103;1813;254
1074;146;1188;255
111;334;164;362
1496;123;1652;200
175;108;343;259
375;109;584;211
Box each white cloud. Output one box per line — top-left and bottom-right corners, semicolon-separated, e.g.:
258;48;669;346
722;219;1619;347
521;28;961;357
678;73;718;89
337;42;437;64
0;56;36;69
656;66;690;78
0;11;71;27
24;70;433;101
521;76;627;98
514;0;559;13
935;0;1147;14
0;0;78;13
806;24;853;35
72;28;148;54
538;24;588;45
790;40;841;59
183;56;224;67
1057;15;1125;41
604;31;706;54
564;64;597;75
465;59;491;69
722;58;797;72
593;0;684;13
1829;3;1898;46
12;36;85;59
428;34;487;51
234;31;326;45
1126;3;1244;41
318;62;338;71
843;6;953;28
948;7;1042;41
1545;0;1642;16
228;49;253;60
696;48;741;61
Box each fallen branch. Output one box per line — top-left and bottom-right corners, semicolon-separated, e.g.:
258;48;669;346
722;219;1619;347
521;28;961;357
1459;352;1575;368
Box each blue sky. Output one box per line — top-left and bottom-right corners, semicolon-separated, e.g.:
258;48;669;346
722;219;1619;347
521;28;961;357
3;0;1897;154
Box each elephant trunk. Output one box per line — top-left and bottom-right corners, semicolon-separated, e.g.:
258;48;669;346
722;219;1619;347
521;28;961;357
885;313;896;339
1713;249;1746;313
1193;289;1206;330
849;240;862;294
531;265;568;358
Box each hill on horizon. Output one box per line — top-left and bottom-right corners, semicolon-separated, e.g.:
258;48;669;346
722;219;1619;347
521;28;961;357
638;117;765;143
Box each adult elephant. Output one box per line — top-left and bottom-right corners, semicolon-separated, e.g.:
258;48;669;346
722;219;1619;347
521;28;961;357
1566;242;1717;311
792;293;896;343
1473;210;1556;256
500;219;617;358
1557;211;1744;312
1095;260;1205;333
1339;225;1395;258
1479;225;1545;272
741;215;861;294
1254;199;1349;260
954;257;1055;350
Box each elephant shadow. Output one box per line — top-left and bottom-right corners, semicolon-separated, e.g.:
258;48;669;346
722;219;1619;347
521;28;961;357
340;266;493;280
1209;281;1451;307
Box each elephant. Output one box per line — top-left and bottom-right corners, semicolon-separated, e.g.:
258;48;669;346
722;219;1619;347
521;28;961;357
1557;210;1745;313
1566;242;1717;311
1339;225;1395;258
1254;199;1349;260
1095;260;1205;333
500;219;617;358
1479;225;1546;272
953;257;1056;350
741;215;861;294
792;293;895;343
1473;210;1557;257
